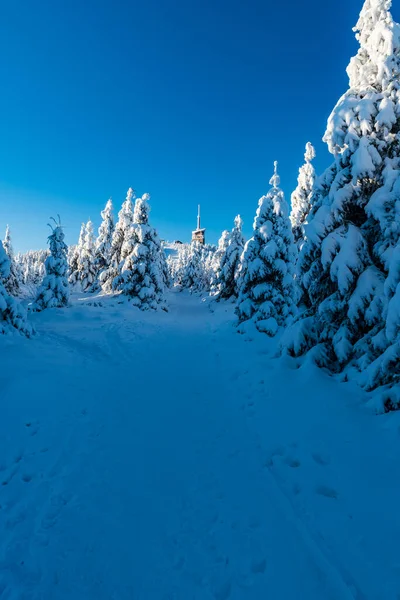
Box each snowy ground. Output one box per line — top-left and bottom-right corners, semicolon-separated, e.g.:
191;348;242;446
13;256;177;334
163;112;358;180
1;291;400;599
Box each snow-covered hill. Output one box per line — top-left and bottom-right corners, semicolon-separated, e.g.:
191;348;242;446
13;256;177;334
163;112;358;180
0;291;399;599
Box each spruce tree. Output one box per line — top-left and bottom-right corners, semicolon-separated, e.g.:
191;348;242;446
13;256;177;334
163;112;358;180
101;188;135;292
78;220;97;292
2;225;22;296
181;242;214;293
236;162;297;335
170;244;191;287
181;242;203;291
95;198;114;275
115;194;167;310
17;250;47;290
69;223;85;287
0;241;32;336
215;215;245;300
290;143;316;246
282;0;400;398
210;230;231;291
202;245;217;291
32;218;69;311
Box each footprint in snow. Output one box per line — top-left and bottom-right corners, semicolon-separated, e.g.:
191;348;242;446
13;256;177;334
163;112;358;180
41;491;74;530
251;557;267;574
25;421;40;437
2;467;18;486
316;485;338;499
312;452;331;466
284;457;301;468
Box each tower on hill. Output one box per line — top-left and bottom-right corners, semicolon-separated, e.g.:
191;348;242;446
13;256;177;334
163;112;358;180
191;205;206;244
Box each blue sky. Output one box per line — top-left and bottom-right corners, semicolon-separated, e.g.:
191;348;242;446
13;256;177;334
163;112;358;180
0;0;393;252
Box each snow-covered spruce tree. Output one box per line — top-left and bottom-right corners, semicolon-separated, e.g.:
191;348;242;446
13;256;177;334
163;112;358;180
95;198;114;276
169;243;191;286
100;187;135;292
214;215;245;300
78;220;97;292
17;251;32;285
202;244;217;291
68;223;85;287
180;242;215;293
134;194;169;288
236;162;297;335
210;230;231;291
282;0;400;398
16;249;48;290
0;240;32;336
32;218;69;311
114;194;167;310
290;143;316;246
2;225;22;296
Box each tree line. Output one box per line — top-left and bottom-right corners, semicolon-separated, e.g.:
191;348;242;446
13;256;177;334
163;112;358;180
0;0;398;408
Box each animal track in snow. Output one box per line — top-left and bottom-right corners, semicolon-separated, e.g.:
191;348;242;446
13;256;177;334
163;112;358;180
41;492;73;530
251;557;267;574
25;420;40;437
316;485;338;499
2;467;18;486
284;457;301;468
312;452;330;466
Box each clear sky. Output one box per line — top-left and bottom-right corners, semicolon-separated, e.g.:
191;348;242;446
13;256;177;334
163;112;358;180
1;0;396;252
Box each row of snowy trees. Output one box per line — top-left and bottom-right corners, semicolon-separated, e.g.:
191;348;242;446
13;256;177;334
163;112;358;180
0;190;168;335
168;0;400;406
168;217;246;297
239;0;400;405
1;0;398;404
283;0;400;408
58;189;168;310
283;0;400;406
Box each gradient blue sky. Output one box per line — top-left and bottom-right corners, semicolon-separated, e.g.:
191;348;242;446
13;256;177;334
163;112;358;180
0;0;394;252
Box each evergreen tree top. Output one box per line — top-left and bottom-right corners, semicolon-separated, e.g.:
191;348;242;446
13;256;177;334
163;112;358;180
304;142;316;163
134;193;151;225
121;188;135;212
269;161;280;190
47;217;68;258
217;230;230;251
348;0;400;90
234;214;243;230
126;187;136;203
102;198;113;217
78;223;86;246
3;225;14;258
254;162;290;232
84;220;95;249
324;0;400;156
290;143;316;234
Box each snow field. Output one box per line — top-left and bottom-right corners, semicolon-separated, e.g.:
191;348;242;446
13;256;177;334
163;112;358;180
0;291;399;599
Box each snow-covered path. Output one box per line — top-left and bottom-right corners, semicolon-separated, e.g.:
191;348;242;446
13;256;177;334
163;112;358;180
1;292;400;599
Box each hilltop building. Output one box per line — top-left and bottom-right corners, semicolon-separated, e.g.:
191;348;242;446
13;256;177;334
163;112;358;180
191;205;206;244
